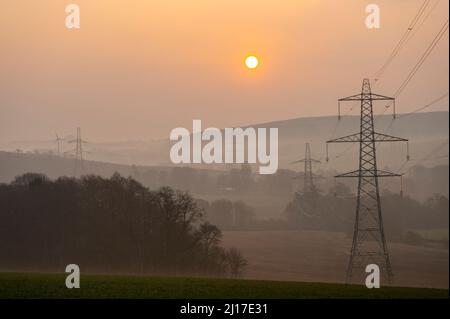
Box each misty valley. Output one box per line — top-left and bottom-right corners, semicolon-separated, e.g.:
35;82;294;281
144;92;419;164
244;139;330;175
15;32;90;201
0;0;448;303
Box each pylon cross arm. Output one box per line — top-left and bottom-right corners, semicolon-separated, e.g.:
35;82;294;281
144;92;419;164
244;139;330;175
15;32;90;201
373;132;408;142
327;132;408;143
335;170;402;178
327;133;360;143
369;93;395;101
339;93;394;102
291;158;321;164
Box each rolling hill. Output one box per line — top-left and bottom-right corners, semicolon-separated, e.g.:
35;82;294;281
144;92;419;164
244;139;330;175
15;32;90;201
1;111;448;171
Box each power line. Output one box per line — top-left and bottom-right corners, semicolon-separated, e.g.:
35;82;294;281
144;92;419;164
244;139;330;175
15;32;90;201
377;138;448;193
410;139;448;165
373;0;431;82
397;139;448;175
385;0;443;73
384;91;449;132
398;92;448;117
393;19;449;98
378;18;448;126
408;0;443;41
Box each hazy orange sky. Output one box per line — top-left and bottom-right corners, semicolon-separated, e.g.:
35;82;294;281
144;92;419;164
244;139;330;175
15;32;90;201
0;0;448;142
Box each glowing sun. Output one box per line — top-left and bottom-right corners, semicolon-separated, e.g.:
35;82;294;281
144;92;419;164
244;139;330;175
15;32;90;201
245;55;259;69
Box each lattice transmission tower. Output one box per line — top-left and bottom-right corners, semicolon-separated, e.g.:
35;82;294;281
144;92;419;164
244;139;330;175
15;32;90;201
326;79;409;284
292;143;321;195
68;127;88;176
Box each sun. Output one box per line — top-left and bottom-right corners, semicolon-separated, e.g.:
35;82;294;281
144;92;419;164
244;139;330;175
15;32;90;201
245;55;259;69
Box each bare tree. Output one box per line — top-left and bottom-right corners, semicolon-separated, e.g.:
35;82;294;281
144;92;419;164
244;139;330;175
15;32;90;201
195;223;223;274
226;247;247;279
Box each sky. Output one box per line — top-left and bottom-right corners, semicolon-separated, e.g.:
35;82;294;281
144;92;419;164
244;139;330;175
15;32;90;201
0;0;448;142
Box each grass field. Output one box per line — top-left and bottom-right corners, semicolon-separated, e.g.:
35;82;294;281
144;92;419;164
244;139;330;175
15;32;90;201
0;272;447;299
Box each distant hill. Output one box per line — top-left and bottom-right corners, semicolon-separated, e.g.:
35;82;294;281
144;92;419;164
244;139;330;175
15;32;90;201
1;111;447;172
252;111;449;171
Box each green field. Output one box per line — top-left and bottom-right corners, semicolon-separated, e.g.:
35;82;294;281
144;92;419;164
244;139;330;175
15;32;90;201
0;272;447;299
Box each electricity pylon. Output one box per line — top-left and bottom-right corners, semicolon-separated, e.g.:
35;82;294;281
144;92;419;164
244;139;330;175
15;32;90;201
327;79;409;284
292;143;321;195
68;127;88;176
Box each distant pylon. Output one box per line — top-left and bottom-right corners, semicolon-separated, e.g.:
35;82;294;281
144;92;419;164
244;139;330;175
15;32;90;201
327;79;409;284
292;143;321;194
68;127;87;176
75;127;83;176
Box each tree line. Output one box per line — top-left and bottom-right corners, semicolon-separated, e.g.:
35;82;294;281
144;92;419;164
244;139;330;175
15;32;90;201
0;173;247;278
284;184;449;244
